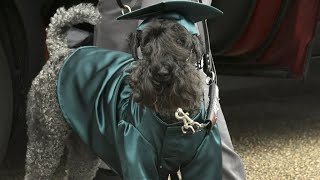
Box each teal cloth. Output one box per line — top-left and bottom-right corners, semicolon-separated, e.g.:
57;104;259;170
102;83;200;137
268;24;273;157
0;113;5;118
137;13;199;35
57;46;222;179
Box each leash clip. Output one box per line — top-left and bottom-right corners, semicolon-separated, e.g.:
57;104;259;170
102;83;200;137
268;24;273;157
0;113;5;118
175;108;207;134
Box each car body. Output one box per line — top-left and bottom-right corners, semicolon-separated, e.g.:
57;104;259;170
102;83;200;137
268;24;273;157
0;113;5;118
209;0;320;78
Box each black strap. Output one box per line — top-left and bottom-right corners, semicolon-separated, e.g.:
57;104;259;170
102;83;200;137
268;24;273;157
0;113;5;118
198;0;214;77
202;19;217;126
116;0;126;9
202;19;214;77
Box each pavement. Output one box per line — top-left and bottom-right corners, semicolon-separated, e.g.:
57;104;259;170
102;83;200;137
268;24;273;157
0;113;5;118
219;59;320;179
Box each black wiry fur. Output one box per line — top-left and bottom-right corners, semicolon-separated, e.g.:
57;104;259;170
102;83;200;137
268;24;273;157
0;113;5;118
128;19;205;119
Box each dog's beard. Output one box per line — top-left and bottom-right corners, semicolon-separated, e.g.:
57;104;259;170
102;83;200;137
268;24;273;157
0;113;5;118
129;60;204;122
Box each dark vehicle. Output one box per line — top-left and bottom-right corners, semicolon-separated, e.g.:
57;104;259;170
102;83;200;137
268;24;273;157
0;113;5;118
0;0;319;177
209;0;320;78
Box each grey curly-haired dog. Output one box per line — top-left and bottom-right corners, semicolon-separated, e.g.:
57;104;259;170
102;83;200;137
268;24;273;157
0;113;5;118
25;2;222;180
25;4;102;179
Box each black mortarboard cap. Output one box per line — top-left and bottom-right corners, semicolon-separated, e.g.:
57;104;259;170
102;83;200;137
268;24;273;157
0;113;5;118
117;0;223;23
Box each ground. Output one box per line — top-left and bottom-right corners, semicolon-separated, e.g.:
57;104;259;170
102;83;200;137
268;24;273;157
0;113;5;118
220;59;320;179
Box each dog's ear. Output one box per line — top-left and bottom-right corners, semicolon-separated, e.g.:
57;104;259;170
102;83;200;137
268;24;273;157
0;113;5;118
192;35;205;62
128;31;141;60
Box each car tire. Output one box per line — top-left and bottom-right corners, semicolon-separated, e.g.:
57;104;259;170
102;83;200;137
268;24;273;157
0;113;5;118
0;43;13;165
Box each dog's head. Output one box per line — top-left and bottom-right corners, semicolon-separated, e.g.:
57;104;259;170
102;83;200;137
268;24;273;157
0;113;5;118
128;19;205;117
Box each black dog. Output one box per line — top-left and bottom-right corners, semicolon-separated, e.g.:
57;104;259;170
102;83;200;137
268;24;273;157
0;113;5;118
25;3;221;180
128;18;204;121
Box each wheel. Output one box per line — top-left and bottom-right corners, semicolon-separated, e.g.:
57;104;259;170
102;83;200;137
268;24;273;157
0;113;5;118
0;42;13;165
0;0;44;174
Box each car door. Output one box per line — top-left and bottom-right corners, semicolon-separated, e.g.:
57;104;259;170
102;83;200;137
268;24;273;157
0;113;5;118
208;0;320;79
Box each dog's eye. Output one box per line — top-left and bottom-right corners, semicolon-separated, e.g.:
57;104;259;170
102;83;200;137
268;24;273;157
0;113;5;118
176;39;184;45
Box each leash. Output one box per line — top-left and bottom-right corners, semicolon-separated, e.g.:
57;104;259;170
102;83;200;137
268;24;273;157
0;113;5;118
199;0;220;130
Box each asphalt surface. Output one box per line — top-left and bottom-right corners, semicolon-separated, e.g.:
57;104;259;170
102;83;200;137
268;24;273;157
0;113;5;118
219;59;320;179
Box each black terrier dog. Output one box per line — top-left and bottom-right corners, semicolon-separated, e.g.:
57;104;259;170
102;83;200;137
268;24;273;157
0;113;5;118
128;18;204;121
24;4;218;180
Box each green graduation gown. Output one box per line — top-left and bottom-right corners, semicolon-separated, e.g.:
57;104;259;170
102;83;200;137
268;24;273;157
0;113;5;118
57;46;222;180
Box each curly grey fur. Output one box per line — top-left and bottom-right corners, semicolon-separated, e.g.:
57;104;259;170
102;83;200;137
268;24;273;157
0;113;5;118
46;3;100;58
25;4;101;180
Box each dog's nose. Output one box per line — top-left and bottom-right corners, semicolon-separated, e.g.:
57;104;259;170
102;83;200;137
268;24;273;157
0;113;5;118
158;68;169;76
157;67;170;80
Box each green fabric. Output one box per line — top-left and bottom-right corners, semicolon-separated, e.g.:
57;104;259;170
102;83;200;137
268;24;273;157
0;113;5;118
137;13;199;35
57;46;222;179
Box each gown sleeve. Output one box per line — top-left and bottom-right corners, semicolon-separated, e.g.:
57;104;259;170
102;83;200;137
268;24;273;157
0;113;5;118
57;46;134;174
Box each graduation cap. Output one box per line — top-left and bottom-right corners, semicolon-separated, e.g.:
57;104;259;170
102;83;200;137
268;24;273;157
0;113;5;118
117;0;223;34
